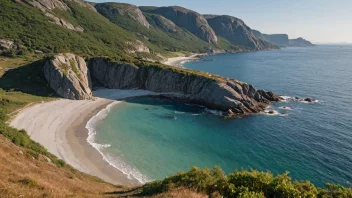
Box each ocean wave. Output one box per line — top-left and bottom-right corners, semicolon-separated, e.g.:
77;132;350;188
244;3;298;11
204;108;224;116
86;101;150;184
174;111;185;114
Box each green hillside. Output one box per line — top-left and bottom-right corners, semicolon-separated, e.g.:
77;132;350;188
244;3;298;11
0;0;153;59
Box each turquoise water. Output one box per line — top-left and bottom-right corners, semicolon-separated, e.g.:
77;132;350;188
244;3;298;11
94;45;352;186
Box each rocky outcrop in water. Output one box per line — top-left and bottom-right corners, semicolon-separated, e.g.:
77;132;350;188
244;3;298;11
149;6;218;44
253;30;314;47
95;3;150;28
44;53;93;100
205;15;274;50
88;57;282;115
263;34;289;47
289;37;314;47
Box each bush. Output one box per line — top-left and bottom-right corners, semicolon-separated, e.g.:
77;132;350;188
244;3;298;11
141;167;352;198
19;178;37;187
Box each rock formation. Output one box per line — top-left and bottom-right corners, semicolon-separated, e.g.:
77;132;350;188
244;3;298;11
148;14;177;33
45;13;84;32
88;57;282;115
150;6;218;44
95;3;150;28
205;15;274;50
0;39;16;50
289;37;314;47
124;40;150;54
253;30;314;47
263;34;289;47
43;53;93;100
20;0;87;32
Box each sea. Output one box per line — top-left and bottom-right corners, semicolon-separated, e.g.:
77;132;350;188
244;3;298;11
87;45;352;187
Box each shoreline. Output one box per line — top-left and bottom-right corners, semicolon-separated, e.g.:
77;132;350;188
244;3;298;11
163;53;205;67
9;89;156;186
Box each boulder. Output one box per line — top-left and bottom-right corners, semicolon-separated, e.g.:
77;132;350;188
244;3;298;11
44;53;93;100
0;39;15;50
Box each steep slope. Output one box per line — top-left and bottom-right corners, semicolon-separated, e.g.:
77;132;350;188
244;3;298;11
44;53;93;100
263;34;290;47
143;6;218;44
205;15;276;50
95;2;150;28
95;2;212;53
0;0;151;58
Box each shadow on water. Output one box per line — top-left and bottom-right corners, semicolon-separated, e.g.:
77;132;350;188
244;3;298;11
122;96;209;115
0;59;56;97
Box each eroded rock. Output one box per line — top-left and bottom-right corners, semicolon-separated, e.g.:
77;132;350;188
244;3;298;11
44;53;93;100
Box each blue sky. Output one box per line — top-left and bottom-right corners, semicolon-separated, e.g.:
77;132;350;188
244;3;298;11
92;0;352;43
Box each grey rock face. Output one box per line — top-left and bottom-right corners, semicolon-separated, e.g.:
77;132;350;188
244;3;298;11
124;40;150;54
205;15;273;50
23;0;69;11
149;14;177;33
263;34;289;47
21;0;89;32
89;57;282;115
152;6;218;44
95;3;150;28
45;13;84;32
0;39;15;50
44;53;93;100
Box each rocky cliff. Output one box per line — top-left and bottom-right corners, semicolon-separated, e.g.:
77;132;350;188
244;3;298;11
147;14;178;33
254;30;314;47
149;6;218;44
205;15;275;50
44;53;93;100
263;34;289;47
95;3;150;28
88;57;281;115
21;0;86;32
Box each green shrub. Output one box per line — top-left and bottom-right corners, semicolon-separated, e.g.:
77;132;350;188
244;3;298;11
19;178;37;187
141;167;352;198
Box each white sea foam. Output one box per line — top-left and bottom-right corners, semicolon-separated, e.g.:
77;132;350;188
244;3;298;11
86;101;150;184
299;99;320;104
204;108;224;116
174;111;185;114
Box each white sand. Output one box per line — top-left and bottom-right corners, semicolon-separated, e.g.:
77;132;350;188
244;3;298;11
9;89;155;185
163;54;203;67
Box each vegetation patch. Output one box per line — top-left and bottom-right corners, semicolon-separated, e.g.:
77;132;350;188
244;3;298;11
19;178;37;187
141;166;352;197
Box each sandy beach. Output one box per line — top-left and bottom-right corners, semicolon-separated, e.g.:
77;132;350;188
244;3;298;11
10;89;155;185
163;54;203;66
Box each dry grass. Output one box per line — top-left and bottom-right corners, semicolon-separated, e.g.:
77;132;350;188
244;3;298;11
153;188;208;198
0;135;130;198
